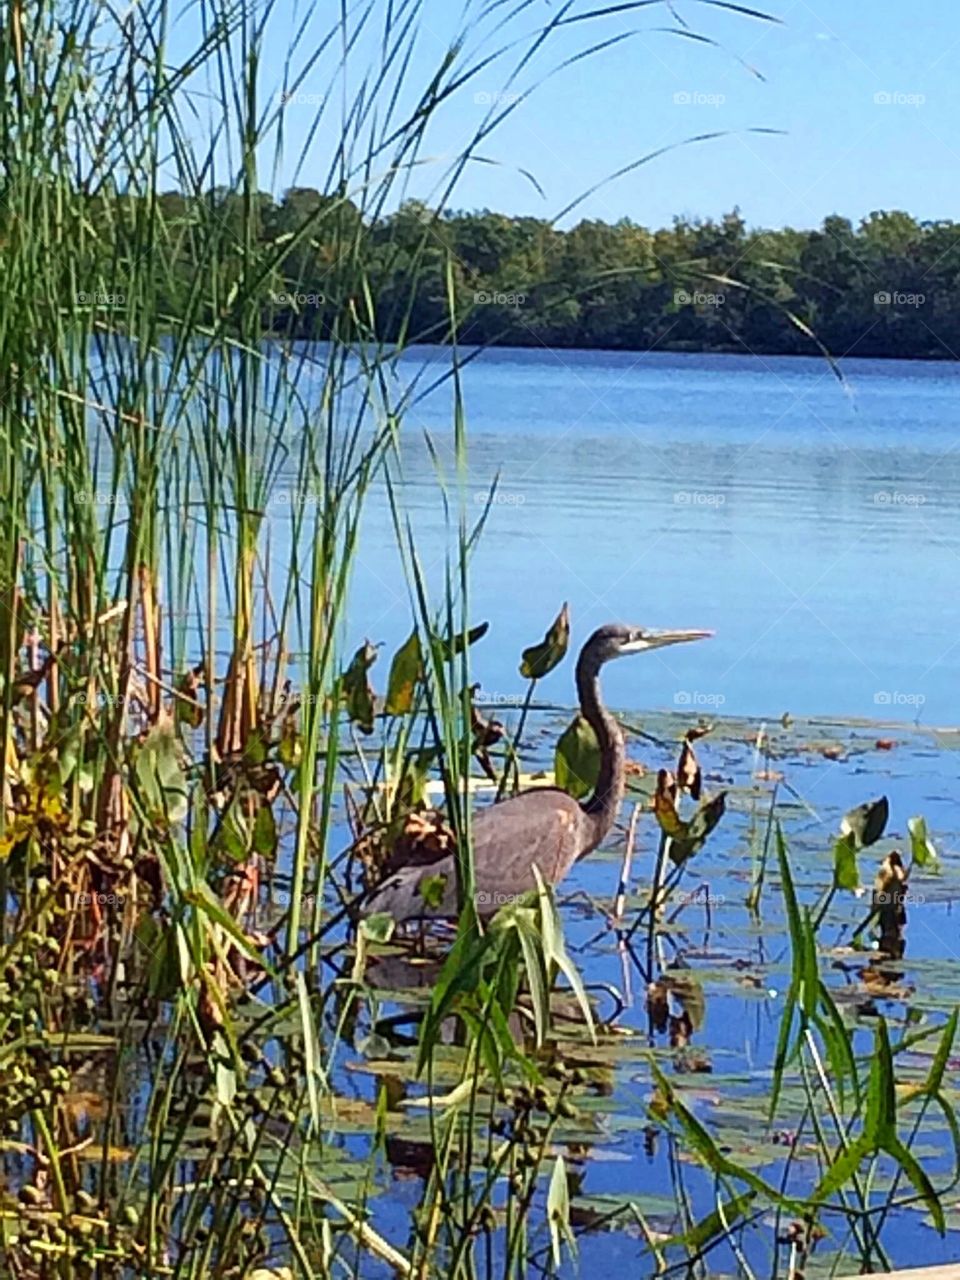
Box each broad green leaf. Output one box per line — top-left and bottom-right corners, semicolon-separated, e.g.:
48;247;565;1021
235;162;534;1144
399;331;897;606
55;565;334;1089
554;714;600;800
520;602;570;679
360;913;396;944
669;791;726;864
384;631;421;716
252;803;277;857
833;831;859;890
908;815;939;870
418;873;448;909
134;722;189;825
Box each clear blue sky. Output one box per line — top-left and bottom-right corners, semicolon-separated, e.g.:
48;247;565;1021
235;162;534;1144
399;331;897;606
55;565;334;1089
181;0;960;232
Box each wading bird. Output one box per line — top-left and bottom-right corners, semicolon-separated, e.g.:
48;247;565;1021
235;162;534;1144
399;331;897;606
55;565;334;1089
365;623;711;923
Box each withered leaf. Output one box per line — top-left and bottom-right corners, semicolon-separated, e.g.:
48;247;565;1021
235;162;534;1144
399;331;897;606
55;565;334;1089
653;769;684;837
676;740;702;800
385;631;422;716
341;641;378;734
520;602;570;680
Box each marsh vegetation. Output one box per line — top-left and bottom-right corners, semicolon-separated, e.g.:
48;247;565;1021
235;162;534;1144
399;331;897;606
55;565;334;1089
0;3;958;1278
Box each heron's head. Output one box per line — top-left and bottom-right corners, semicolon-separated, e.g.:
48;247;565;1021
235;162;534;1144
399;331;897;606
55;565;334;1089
585;622;713;665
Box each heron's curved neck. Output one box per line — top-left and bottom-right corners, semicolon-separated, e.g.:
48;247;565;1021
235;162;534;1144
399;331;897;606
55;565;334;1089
575;651;624;848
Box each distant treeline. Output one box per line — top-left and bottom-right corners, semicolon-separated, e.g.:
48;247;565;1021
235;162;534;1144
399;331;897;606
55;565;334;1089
148;191;960;358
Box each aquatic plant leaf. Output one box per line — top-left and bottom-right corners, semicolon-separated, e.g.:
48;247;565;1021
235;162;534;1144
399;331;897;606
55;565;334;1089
175;667;204;728
840;795;888;848
908;815;939;870
676;739;702;799
671;1191;756;1250
360;913;396;944
653;769;684;836
252;803;277;858
134;721;189;825
520;602;570;679
547;1154;576;1267
769;824;804;1123
278;704;302;767
296;971;324;1132
554;714;600;801
515;913;550;1047
815;981;861;1113
417;930;493;1074
651;1063;797;1209
385;631;422;716
418;873;448;909
437;621;489;658
534;867;595;1042
924;1007;958;1094
833;831;859;891
341;641;377;734
185;883;274;976
669;791;726;864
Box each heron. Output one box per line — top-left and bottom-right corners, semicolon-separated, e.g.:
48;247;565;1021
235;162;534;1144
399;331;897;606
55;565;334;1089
364;623;712;923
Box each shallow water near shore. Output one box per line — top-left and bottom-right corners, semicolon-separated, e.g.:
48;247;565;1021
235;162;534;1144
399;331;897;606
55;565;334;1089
264;347;960;1273
314;701;960;1275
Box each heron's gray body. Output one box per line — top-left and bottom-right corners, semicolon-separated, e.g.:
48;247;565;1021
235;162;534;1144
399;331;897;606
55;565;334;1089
365;787;595;921
363;622;710;924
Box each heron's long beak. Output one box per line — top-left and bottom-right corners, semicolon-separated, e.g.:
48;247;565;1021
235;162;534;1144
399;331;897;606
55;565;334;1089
624;628;713;653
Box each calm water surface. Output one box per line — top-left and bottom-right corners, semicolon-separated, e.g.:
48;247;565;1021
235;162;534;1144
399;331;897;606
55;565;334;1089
320;349;960;1272
338;347;960;724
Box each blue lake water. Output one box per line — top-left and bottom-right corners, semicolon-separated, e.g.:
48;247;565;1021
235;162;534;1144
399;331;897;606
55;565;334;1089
332;347;960;725
307;348;960;1272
